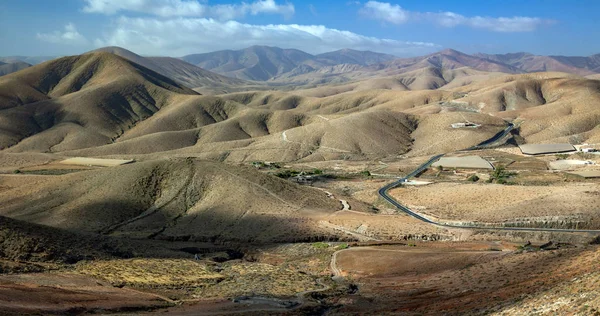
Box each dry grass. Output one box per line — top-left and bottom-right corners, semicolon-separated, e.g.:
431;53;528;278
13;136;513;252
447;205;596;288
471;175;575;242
77;258;223;288
194;261;321;298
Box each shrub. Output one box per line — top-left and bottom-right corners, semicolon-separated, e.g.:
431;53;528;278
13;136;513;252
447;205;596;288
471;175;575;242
337;243;349;250
359;170;371;177
12;169;21;174
489;166;516;184
467;175;480;182
275;169;300;178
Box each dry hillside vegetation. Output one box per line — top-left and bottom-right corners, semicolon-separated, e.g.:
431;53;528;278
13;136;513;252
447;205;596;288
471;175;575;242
0;158;343;242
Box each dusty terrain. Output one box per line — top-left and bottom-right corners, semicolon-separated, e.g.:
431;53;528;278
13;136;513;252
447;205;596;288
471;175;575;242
330;242;600;315
391;182;600;228
1;47;600;315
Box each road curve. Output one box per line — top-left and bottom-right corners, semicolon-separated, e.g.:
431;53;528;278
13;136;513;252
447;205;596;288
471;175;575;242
378;123;600;234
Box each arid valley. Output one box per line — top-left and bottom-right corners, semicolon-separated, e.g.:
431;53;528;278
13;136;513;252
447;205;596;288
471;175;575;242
1;1;600;315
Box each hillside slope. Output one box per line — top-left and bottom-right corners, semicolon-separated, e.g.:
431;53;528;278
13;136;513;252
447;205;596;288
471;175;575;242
0;52;198;152
0;159;341;243
91;46;250;93
182;46;319;81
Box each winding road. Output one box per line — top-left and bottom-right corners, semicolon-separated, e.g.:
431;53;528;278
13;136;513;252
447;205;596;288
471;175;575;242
378;123;600;234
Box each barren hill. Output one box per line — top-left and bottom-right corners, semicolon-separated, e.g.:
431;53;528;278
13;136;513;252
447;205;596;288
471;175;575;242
449;72;600;143
182;45;320;81
0;158;341;243
91;46;250;93
0;52;198;152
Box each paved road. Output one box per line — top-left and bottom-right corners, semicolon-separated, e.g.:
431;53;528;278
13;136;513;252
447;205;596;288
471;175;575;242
378;123;600;234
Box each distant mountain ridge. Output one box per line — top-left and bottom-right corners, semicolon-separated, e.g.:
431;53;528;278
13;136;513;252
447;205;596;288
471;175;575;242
181;46;600;84
0;61;31;76
3;47;600;89
475;52;600;76
181;46;399;81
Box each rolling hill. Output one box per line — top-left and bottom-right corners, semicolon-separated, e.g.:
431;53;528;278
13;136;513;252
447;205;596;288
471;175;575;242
181;45;319;81
91;46;252;93
2;48;600;162
0;51;198;152
0;158;341;243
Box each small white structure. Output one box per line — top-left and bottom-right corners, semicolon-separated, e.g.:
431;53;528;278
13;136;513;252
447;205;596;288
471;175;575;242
582;148;597;153
59;157;134;167
519;143;576;155
432;156;494;169
549;160;594;171
451;122;481;129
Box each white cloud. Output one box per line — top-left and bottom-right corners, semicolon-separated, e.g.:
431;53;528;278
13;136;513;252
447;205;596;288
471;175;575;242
360;1;555;32
93;17;439;56
37;23;89;45
361;1;409;24
82;0;294;20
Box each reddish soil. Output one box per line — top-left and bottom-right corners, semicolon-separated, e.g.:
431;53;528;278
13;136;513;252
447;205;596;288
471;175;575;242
330;242;600;315
0;273;172;315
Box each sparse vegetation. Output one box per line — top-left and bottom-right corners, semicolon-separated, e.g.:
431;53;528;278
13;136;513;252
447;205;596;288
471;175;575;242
487;166;517;184
359;170;371;177
312;242;329;249
467;175;480;182
274;169;300;178
77;259;224;288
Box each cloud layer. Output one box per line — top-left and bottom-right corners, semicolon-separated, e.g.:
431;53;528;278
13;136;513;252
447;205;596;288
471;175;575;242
93;17;439;56
361;1;554;32
37;23;88;45
83;0;294;20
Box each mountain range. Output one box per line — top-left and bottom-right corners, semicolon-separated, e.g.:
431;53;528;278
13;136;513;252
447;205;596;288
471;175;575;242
3;46;599;92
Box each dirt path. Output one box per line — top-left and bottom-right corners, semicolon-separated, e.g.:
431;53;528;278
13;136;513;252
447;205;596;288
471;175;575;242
340;199;350;211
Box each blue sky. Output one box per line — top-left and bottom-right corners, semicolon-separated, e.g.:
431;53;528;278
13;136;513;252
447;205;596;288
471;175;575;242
1;0;599;57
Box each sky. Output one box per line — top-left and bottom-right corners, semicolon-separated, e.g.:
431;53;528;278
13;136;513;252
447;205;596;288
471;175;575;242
1;0;599;57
